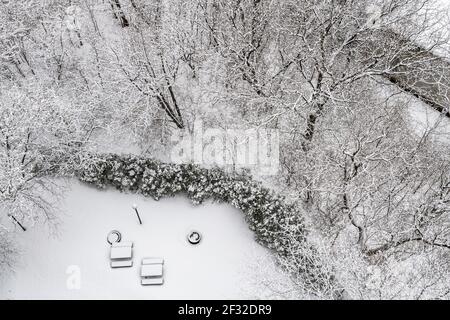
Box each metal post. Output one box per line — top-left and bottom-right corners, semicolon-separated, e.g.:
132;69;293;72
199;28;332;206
9;215;26;232
132;204;142;225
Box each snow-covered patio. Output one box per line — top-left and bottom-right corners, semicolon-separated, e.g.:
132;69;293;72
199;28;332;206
0;180;287;300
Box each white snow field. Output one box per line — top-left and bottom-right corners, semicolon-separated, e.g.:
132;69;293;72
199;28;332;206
0;180;293;300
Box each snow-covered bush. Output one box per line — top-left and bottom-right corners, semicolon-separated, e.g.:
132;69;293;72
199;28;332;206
76;153;339;298
0;230;17;274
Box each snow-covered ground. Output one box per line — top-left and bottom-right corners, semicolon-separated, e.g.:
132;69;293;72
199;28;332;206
377;80;450;145
409;99;450;144
0;180;294;300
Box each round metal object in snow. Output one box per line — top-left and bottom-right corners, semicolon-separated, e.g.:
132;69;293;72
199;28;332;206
187;231;202;245
107;230;122;245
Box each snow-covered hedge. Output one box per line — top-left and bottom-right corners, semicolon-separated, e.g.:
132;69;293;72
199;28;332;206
76;153;337;297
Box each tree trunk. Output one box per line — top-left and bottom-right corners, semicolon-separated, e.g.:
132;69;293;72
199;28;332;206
110;0;129;27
